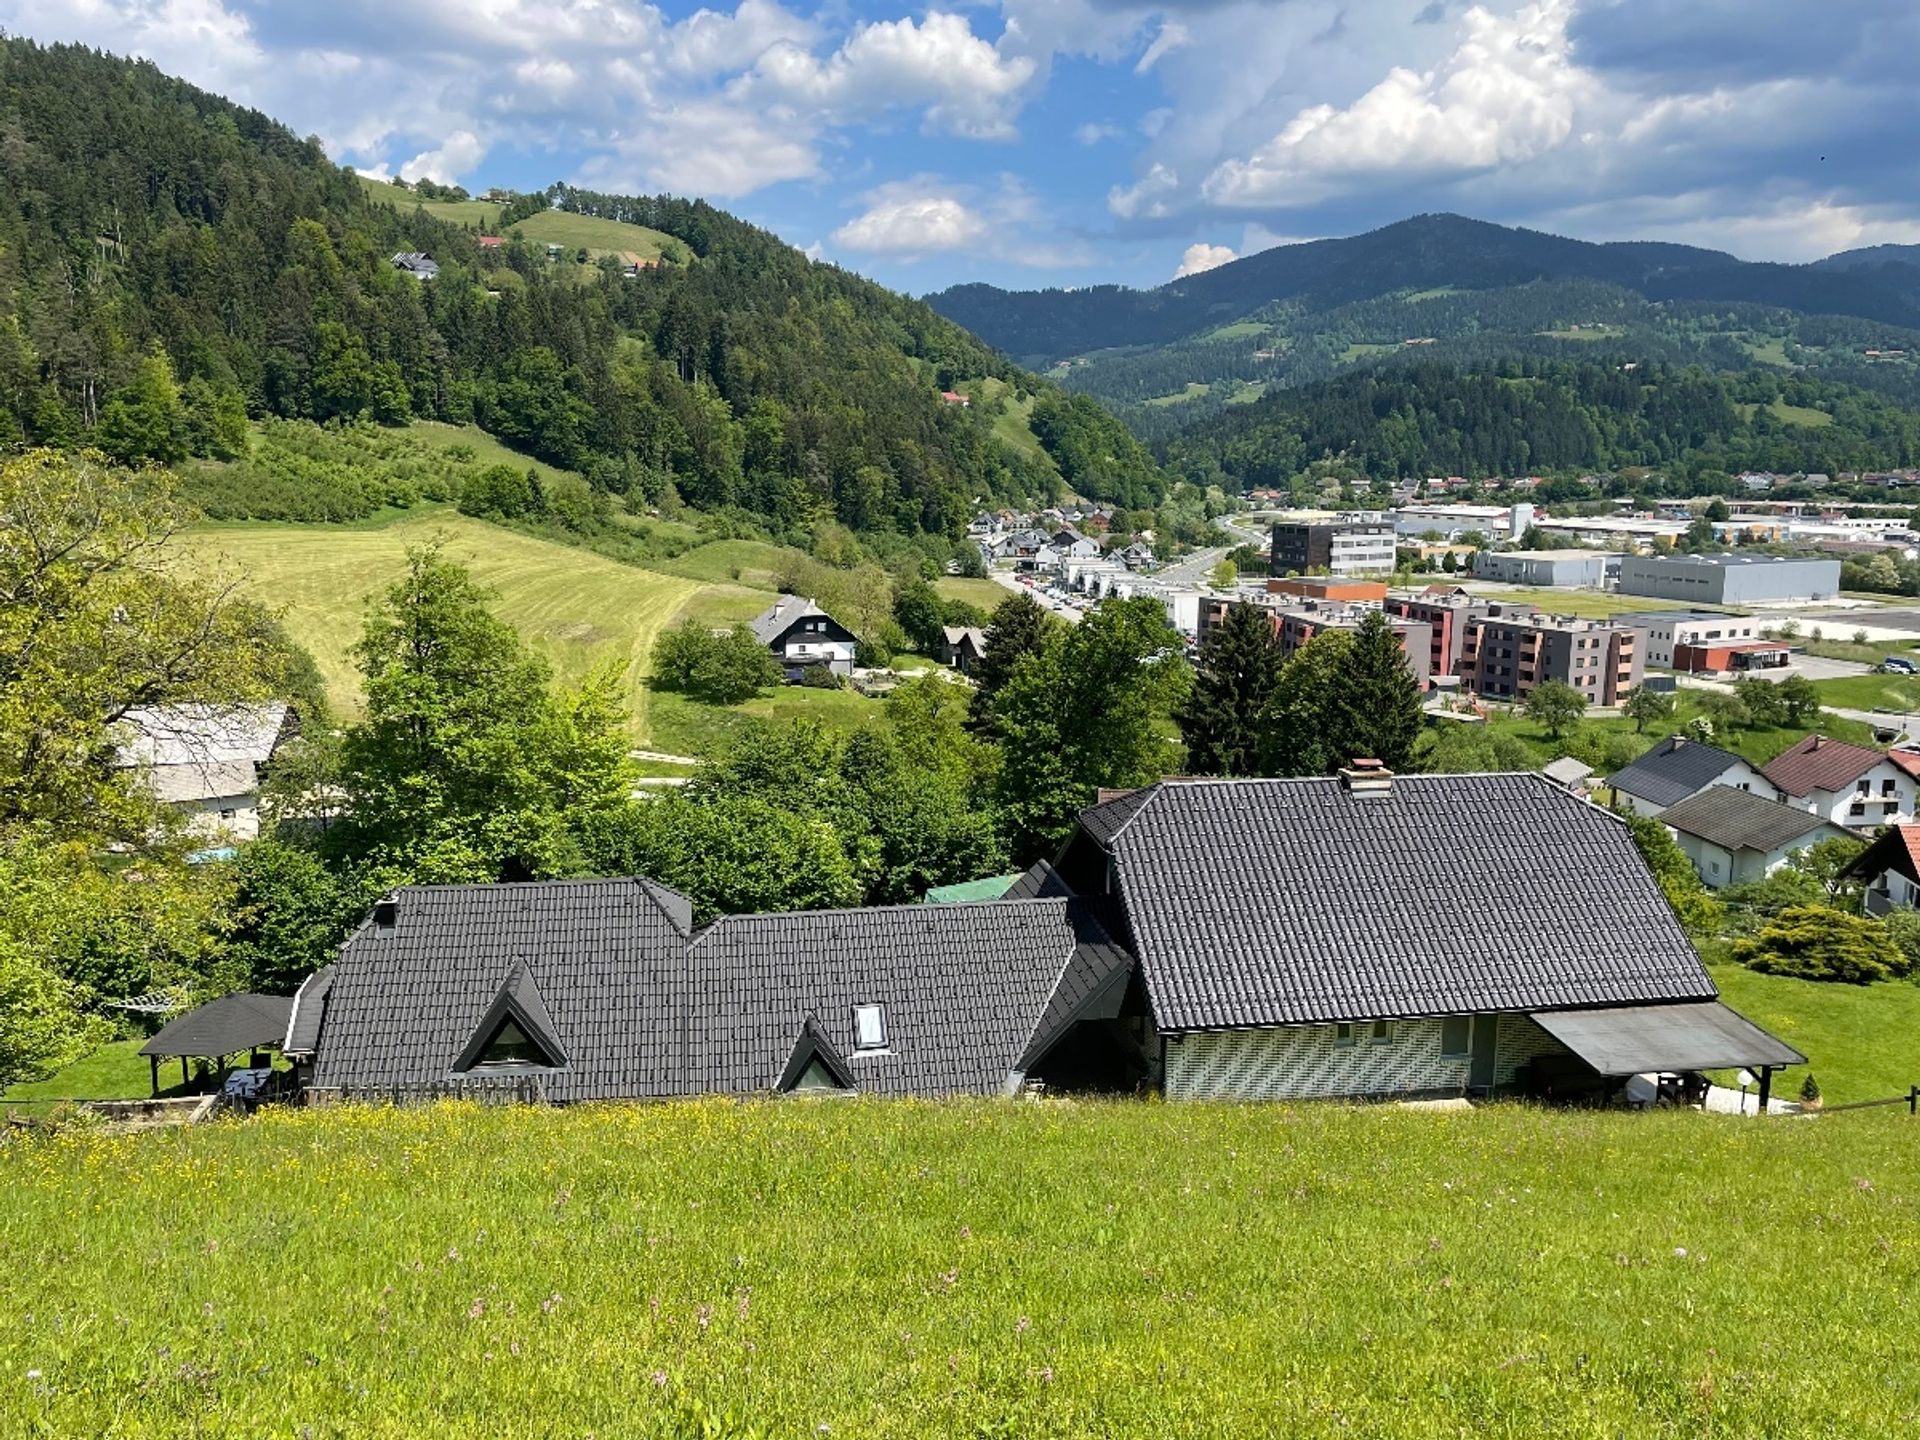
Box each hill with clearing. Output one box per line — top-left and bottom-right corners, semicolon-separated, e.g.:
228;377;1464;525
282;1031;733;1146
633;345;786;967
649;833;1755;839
354;173;681;262
4;1100;1915;1436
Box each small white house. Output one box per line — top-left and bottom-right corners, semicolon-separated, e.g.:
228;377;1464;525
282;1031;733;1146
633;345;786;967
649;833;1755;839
1657;786;1852;889
1606;736;1771;819
750;596;858;679
114;702;293;843
1762;734;1916;829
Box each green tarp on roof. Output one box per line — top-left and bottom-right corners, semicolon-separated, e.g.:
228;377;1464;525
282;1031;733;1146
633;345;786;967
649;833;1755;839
923;874;1021;904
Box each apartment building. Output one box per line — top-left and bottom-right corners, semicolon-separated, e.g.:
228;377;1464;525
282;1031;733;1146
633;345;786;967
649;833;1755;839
1269;512;1397;578
1619;611;1764;668
1198;596;1432;687
1459;613;1643;705
1385;593;1539;685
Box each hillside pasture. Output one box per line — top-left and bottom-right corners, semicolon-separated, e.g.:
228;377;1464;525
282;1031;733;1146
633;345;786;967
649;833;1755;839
3;1100;1916;1437
183;515;705;740
1707;964;1920;1105
354;174;680;263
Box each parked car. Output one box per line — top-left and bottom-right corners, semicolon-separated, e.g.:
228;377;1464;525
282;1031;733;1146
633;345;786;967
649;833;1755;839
1878;657;1917;675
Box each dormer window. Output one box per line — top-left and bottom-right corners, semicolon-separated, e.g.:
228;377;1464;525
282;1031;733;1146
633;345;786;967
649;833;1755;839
852;1004;887;1052
476;1017;551;1068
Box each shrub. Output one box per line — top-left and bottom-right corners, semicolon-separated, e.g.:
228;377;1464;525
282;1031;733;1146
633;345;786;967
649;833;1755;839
652;620;782;705
1800;1073;1822;1104
797;663;841;690
1732;905;1903;983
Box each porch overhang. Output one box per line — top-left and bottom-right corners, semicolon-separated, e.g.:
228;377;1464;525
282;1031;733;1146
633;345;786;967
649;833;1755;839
1529;1002;1805;1076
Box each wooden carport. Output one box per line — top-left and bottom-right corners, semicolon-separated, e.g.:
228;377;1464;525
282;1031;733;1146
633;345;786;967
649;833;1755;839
138;993;295;1096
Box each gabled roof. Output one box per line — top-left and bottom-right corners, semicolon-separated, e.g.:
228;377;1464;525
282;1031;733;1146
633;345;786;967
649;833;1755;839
1843;822;1920;887
141;992;295;1059
450;960;568;1072
116;703;289;769
941;625;988;652
1763;733;1888;796
1081;774;1712;1031
1004;858;1074;900
1607;735;1753;808
283;965;334;1058
749;595;852;645
776;1016;855;1092
1656;785;1837;855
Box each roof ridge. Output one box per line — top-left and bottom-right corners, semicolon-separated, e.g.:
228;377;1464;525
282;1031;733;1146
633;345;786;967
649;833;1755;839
686;893;1079;949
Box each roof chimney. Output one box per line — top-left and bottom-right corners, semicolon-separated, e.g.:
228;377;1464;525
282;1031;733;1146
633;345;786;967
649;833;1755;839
1340;758;1394;798
372;895;398;930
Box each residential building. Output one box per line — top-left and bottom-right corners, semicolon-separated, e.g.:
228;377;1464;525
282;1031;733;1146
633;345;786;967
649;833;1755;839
1615;554;1842;606
1473;549;1617;588
1200;597;1433;687
1458;613;1642;705
113;702;294;843
1844;825;1920;916
1656;787;1852;888
939;626;988;673
749;596;858;679
390;251;439;280
1385;593;1537;682
1606;736;1771;818
1762;733;1915;828
296;772;1803;1106
1620;611;1765;669
1269;512;1396;578
1118;541;1156;570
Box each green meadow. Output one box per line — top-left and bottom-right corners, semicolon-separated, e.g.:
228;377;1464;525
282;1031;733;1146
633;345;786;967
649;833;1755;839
2;1100;1915;1437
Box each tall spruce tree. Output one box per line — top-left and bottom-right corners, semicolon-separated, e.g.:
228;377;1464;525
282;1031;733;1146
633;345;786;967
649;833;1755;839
1175;603;1286;776
969;591;1052;733
1320;610;1425;772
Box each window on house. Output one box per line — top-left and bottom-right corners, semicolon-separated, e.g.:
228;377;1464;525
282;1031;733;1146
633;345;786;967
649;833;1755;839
852;1004;888;1051
1857;779;1871;795
1333;1022;1355;1048
1370;1019;1393;1045
1440;1016;1472;1058
1883;779;1898;796
475;1018;549;1067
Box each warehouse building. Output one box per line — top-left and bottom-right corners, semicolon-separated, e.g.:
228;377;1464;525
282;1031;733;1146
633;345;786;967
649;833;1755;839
1473;549;1618;588
1614;554;1842;606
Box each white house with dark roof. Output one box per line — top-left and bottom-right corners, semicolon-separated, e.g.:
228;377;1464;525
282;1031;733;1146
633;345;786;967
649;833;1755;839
113;701;293;842
294;769;1803;1108
1606;735;1770;818
1656;786;1852;888
750;596;858;679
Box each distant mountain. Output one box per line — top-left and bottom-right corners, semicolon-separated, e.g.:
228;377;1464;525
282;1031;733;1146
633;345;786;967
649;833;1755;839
0;38;1159;537
927;215;1920;442
1816;243;1920;273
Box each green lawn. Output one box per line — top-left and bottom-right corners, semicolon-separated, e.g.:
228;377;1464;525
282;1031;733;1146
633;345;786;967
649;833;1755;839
1709;964;1920;1105
1742;335;1792;367
1201;320;1267;341
1223;380;1268;404
355;175;679;262
1737;399;1834;428
1339;342;1397;361
0;1040;184;1108
4;1101;1917;1435
1479;690;1875;769
935;575;1011;612
1811;672;1920;713
1474;588;1712;619
656;538;805;590
956;377;1054;471
1143;383;1210;407
643;683;882;758
183;514;703;742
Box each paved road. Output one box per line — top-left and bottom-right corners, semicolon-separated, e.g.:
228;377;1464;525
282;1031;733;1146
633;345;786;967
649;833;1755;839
990;566;1081;622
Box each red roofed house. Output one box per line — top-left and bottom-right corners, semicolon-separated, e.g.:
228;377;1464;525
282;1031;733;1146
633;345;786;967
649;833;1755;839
478;235;505;249
1762;733;1917;829
940;390;970;406
1847;823;1920;914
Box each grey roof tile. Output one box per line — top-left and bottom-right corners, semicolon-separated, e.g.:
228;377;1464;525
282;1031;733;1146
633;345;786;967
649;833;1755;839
1656;786;1837;854
1607;736;1754;808
1091;774;1713;1031
141;993;295;1059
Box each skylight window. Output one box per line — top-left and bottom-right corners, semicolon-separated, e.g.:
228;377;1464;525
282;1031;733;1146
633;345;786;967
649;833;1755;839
852;1004;888;1052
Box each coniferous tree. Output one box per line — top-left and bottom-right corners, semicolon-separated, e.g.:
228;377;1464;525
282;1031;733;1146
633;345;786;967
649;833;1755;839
1175;603;1285;775
969;592;1052;732
1319;611;1425;772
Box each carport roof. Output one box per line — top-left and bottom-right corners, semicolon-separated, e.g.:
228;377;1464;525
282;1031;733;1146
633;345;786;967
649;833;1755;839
139;993;295;1059
1530;1002;1805;1076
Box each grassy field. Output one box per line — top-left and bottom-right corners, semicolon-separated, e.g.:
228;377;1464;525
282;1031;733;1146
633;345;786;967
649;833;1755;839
1737;399;1835;428
645;682;880;758
656;538;806;591
355;175;678;262
1223;380;1268;404
1811;672;1920;713
4;1101;1916;1436
935;575;1012;612
1473;587;1712;619
0;1041;184;1108
183;515;707;741
1709;965;1920;1105
1742;335;1793;367
1537;324;1625;341
1144;383;1211;407
957;376;1054;471
1480;689;1876;769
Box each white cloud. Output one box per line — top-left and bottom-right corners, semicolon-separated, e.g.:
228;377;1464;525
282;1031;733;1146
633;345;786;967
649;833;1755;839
9;0;266;99
1544;192;1920;264
745;12;1036;140
834;189;989;255
1135;20;1189;74
1172;241;1236;279
1075;121;1125;146
579;99;822;197
1204;0;1590;207
1108;162;1180;220
400;130;486;185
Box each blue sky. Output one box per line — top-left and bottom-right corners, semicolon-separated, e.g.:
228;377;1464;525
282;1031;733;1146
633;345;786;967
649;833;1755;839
11;0;1920;293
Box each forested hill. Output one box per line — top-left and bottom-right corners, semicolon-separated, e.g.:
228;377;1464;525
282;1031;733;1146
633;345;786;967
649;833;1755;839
0;39;1161;535
1162;359;1920;492
929;214;1920;365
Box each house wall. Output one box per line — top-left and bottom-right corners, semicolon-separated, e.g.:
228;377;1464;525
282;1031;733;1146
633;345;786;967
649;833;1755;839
778;637;856;676
1161;1014;1572;1101
1781;762;1914;827
1864;867;1920;916
1615;761;1769;818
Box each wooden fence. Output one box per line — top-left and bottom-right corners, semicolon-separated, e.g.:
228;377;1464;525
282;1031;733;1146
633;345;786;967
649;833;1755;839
332;1076;549;1107
1817;1086;1919;1116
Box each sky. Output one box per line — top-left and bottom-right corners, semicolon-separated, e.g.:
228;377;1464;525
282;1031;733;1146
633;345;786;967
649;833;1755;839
10;0;1920;294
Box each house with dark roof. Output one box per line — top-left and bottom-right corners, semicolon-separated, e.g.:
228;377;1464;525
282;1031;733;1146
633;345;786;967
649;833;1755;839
1606;735;1769;818
750;596;858;680
939;625;988;673
296;769;1802;1107
1844;824;1920;916
390;251;439;280
1762;733;1915;829
1656;786;1852;888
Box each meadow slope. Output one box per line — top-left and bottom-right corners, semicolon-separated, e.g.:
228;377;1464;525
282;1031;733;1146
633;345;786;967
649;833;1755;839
3;1101;1915;1437
183;515;762;742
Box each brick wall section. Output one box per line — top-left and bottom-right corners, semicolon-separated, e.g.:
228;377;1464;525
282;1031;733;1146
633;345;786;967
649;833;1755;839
1163;1014;1574;1100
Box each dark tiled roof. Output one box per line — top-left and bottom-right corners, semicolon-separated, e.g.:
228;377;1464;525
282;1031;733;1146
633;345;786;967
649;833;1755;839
1845;823;1920;887
683;897;1128;1097
140;993;295;1059
1657;786;1836;854
1763;733;1885;797
1090;775;1712;1031
1607;736;1753;808
1077;787;1156;846
749;595;851;646
309;879;690;1103
308;880;1130;1102
283;965;334;1057
1005;858;1074;899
